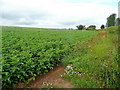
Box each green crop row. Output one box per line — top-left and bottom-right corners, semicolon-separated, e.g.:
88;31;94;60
2;26;98;88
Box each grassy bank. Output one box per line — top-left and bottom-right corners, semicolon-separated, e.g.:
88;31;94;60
62;26;119;88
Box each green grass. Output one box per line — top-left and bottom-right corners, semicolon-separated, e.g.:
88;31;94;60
2;26;98;88
101;26;118;31
62;26;119;88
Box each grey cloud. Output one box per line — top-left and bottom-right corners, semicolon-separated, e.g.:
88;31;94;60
2;11;50;20
1;9;53;26
60;21;78;26
2;13;20;20
16;19;38;25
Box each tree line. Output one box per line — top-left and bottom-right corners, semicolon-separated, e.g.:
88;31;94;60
76;25;96;30
76;13;120;30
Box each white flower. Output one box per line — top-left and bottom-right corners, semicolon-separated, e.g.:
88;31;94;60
50;67;53;69
66;65;72;69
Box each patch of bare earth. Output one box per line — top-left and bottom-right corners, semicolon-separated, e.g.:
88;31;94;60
16;64;73;88
86;31;107;50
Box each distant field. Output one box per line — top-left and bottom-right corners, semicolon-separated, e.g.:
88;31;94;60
2;26;98;88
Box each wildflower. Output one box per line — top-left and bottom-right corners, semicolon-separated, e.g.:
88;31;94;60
66;65;73;70
50;67;53;69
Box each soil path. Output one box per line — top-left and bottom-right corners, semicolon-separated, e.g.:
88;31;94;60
92;31;107;41
83;31;107;51
16;64;73;88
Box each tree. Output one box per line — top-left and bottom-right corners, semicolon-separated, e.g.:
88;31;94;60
101;24;105;29
76;25;83;30
106;13;116;27
115;18;120;26
87;25;96;30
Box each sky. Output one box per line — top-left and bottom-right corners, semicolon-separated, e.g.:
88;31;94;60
0;0;119;29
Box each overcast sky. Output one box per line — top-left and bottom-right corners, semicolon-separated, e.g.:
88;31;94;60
0;0;119;29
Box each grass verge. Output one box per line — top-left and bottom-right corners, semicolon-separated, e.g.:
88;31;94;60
62;27;119;88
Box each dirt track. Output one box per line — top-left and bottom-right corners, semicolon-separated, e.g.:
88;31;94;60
16;64;73;88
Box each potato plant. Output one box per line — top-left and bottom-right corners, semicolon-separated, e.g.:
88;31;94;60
2;26;98;88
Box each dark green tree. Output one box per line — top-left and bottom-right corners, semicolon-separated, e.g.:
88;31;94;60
115;18;120;26
106;13;116;27
101;24;105;29
76;25;83;30
88;25;96;30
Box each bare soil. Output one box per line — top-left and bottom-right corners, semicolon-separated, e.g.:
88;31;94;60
16;64;73;88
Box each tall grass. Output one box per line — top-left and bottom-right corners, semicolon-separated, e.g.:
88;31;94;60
62;26;119;88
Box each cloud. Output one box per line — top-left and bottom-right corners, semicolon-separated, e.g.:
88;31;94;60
0;0;118;28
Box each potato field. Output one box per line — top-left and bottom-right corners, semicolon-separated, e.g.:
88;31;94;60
2;26;98;88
